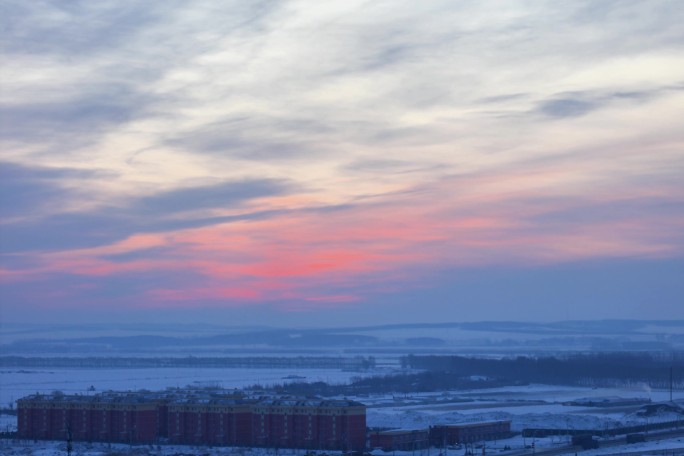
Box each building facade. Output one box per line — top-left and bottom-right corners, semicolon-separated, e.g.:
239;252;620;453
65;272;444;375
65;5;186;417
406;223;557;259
17;391;366;451
17;393;160;444
370;429;430;451
430;421;511;445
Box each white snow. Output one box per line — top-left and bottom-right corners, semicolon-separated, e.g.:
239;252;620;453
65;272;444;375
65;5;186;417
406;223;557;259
0;440;353;456
3;375;683;455
0;413;16;432
364;384;682;432
0;367;383;406
3;435;684;456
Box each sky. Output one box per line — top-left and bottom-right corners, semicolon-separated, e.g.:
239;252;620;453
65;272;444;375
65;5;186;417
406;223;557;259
1;0;683;326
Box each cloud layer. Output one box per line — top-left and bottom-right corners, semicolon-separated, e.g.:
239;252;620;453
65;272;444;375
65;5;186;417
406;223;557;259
2;0;684;323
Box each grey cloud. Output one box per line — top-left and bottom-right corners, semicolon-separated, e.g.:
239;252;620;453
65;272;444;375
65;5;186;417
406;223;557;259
344;159;410;172
572;0;684;35
0;162;102;219
0;209;232;254
0;178;294;254
355;42;420;73
182;136;310;161
538;99;597;118
1;1;161;56
365;124;444;145
1;1;283;156
342;159;444;178
0;176;64;219
2;0;285;66
0;212;124;254
478;93;529;104
1;86;151;145
534;198;684;229
1;269;204;306
536;85;681;119
132;179;293;215
0;161;95;181
611;91;654;101
101;246;178;263
571;0;635;22
167;117;333;161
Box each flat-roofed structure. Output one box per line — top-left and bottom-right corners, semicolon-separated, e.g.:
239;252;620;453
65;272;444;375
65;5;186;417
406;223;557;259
430;420;511;445
167;396;253;446
370;429;430;451
17;390;366;450
251;398;366;450
17;392;165;444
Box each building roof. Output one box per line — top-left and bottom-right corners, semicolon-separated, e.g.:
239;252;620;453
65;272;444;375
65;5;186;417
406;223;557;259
434;420;511;429
18;391;366;408
372;429;429;436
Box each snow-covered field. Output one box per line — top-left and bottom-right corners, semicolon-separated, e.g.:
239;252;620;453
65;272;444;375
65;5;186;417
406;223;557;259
2;367;683;455
4;378;682;433
365;384;681;432
0;413;15;432
1;434;684;456
0;440;350;456
0;367;383;406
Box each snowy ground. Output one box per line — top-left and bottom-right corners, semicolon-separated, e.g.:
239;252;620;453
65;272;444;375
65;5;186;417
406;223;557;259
0;413;16;432
1;435;683;456
3;377;683;455
0;367;385;406
364;384;682;432
0;440;353;456
3;376;682;433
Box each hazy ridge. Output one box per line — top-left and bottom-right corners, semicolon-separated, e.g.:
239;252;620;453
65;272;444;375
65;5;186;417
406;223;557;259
2;320;683;356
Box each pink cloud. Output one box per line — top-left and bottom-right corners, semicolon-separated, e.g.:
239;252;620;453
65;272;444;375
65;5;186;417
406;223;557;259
4;164;682;311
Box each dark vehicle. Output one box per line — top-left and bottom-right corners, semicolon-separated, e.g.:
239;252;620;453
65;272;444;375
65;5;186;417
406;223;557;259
572;434;599;449
626;433;646;444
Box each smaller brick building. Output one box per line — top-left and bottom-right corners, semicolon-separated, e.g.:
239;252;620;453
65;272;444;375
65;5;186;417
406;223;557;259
430;421;511;445
370;429;430;451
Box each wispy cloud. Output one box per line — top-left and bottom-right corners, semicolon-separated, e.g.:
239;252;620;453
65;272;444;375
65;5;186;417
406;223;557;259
0;173;295;254
2;0;683;322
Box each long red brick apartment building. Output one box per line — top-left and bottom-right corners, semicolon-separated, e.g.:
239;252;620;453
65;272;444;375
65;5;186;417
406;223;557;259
17;390;366;451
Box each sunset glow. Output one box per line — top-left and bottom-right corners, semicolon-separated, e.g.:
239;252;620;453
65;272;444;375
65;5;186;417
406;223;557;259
2;1;683;324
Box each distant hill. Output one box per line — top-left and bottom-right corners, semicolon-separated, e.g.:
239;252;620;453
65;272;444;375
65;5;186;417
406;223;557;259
2;320;682;355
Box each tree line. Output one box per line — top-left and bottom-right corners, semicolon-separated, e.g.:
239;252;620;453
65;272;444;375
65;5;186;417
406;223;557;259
401;352;684;389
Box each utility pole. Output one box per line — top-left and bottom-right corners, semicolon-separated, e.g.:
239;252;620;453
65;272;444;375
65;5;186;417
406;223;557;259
66;425;72;456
